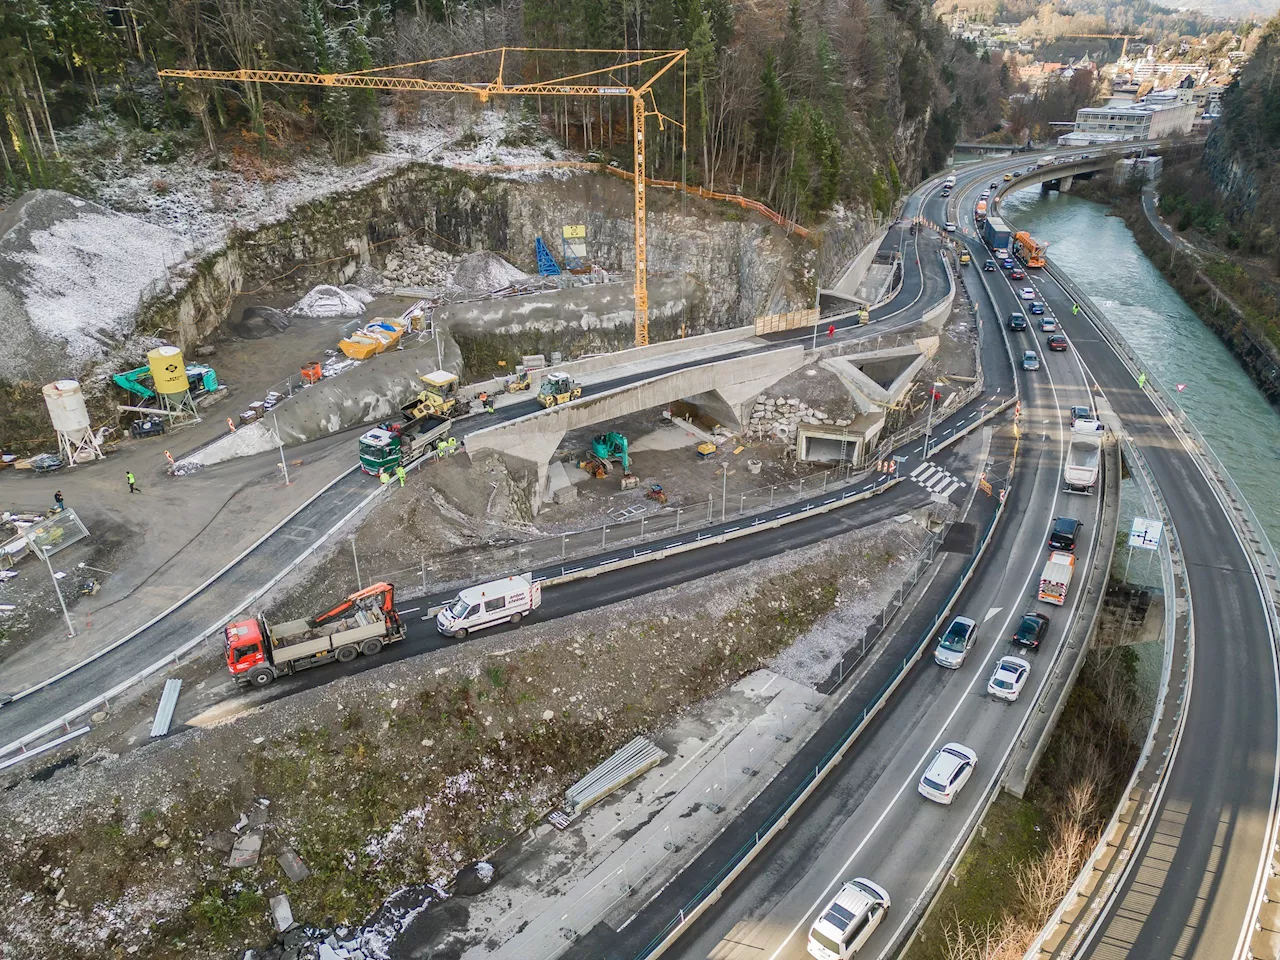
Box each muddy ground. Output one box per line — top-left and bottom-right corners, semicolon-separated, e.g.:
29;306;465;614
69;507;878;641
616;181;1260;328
0;515;925;960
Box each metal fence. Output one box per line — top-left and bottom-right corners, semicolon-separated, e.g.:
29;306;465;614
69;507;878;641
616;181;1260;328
354;461;895;598
816;529;946;695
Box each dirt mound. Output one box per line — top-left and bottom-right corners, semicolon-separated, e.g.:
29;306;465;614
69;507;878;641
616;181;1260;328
447;251;531;294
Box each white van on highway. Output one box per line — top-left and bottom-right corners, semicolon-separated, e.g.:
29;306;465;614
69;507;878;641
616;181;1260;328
436;575;542;639
807;878;891;959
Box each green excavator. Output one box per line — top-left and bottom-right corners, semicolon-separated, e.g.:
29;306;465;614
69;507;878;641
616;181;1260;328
586;432;638;489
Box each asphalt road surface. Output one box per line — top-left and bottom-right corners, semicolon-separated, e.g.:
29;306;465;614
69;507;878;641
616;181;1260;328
980;185;1280;960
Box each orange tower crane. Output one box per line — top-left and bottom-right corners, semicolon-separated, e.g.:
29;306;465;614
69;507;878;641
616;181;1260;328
159;47;688;347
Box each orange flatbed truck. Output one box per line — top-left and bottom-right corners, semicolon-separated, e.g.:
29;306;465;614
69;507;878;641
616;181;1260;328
224;582;405;688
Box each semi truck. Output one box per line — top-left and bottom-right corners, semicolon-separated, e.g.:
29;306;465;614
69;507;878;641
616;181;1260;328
1013;230;1048;269
975;200;988;221
358;415;451;476
225;583;405;687
983;217;1011;251
1038;551;1076;606
1064;419;1103;494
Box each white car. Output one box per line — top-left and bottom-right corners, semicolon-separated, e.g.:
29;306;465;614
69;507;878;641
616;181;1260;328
933;615;978;668
1021;287;1036;300
944;221;957;232
919;743;977;804
807;878;891;959
988;656;1031;702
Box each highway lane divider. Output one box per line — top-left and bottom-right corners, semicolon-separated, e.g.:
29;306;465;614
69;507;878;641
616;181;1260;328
1006;433;1123;796
1022;434;1193;960
892;431;1119;960
1005;240;1220;959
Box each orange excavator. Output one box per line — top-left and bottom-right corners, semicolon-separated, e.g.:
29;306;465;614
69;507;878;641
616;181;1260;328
1013;231;1048;269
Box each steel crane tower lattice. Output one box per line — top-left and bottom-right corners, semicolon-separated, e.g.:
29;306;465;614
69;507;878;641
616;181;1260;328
158;47;688;347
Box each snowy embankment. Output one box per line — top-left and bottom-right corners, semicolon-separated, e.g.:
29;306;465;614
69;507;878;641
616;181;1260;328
0;191;190;384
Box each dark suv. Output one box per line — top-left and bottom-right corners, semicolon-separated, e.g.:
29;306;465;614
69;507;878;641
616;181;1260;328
1049;516;1081;551
1012;612;1050;650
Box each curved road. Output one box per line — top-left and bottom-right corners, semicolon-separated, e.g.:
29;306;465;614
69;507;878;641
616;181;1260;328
987;178;1280;959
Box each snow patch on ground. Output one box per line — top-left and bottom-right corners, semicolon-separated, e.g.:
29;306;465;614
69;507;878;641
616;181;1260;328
288;284;370;318
0;190;191;381
62;105;578;251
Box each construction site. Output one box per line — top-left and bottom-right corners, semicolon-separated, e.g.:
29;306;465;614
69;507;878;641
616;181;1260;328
0;40;995;960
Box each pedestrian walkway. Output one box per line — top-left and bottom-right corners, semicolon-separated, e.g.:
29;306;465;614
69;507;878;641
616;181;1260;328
910;461;966;498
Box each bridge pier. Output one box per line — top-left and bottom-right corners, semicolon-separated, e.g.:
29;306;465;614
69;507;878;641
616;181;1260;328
1059;174;1073;193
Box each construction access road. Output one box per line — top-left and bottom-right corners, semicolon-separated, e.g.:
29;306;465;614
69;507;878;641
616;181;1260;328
0;201;963;762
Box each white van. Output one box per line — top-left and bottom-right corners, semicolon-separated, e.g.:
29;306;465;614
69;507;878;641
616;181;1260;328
807;878;891;959
435;575;542;639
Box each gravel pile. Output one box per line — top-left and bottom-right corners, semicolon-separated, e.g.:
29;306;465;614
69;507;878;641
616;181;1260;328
379;240;457;290
446;251;531;294
286;284;371;318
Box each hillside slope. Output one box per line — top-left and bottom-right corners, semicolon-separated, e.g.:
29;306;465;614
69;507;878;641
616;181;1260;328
1202;13;1280;254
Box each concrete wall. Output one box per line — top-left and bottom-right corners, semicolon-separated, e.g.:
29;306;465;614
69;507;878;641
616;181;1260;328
828;226;891;300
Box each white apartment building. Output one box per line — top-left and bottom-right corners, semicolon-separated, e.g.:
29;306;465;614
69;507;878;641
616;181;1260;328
1058;97;1198;146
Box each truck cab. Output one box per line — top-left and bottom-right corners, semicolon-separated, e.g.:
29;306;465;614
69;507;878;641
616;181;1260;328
225;618;268;679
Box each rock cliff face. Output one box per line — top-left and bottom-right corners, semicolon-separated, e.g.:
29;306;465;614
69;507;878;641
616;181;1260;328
1202;14;1280;246
142;165;844;363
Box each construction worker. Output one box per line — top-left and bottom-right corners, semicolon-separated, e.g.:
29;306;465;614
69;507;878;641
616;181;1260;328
126;470;138;494
827;323;836;339
1072;303;1080;316
395;463;407;487
379;468;391;489
482;392;495;414
53;490;64;512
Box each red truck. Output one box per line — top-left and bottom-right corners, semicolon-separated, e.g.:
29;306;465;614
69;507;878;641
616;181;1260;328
224;582;405;687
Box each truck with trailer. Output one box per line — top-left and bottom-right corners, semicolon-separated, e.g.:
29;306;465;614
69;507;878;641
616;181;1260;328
1063;419;1103;493
1038;551;1076;606
358;415;450;476
224;583;405;687
983;216;1012;252
975;199;988;221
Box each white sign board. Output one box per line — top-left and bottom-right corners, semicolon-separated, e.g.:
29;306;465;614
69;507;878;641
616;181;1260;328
1129;517;1164;551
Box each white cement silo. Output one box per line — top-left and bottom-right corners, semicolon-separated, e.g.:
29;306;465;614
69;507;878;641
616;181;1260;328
43;380;104;465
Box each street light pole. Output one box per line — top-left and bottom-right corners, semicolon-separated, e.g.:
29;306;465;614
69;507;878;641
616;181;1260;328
27;534;74;637
273;414;290;486
923;380;941;460
720;465;728;523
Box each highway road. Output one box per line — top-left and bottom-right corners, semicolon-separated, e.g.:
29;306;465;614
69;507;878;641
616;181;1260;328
551;157;1099;960
986;178;1280;960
